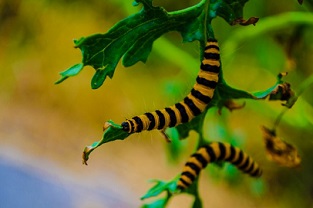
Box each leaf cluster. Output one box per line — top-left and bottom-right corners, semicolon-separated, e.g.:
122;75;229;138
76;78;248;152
58;0;305;207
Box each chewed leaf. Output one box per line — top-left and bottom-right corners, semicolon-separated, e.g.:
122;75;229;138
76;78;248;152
232;17;259;26
209;0;256;26
82;121;129;164
261;126;301;168
252;73;297;108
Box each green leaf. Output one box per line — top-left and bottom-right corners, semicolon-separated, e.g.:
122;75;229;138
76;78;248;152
55;63;84;84
164;127;184;162
70;1;205;89
82;120;129;164
141;198;168;208
59;0;257;88
140;177;179;208
141;178;178;200
209;0;259;26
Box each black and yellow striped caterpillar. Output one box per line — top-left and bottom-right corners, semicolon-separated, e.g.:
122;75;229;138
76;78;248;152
121;39;220;133
177;142;262;190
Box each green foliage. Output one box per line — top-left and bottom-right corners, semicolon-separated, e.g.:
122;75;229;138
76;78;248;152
140;178;177;208
82;120;129;165
59;0;309;207
56;0;256;89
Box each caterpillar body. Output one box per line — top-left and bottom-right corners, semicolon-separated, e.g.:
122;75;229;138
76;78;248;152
177;142;262;190
121;39;221;133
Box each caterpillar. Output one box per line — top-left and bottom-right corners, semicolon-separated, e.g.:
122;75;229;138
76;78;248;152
121;39;220;133
177;142;262;190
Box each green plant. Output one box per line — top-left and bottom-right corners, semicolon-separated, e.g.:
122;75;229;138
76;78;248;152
57;0;312;207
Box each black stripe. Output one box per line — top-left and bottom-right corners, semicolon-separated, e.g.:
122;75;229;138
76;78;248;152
144;112;155;130
251;167;261;177
177;184;185;190
121;121;130;132
133;116;143;132
179;178;190;187
181;171;196;182
175;103;189;123
155;110;165;130
191;153;208;168
225;145;236;162
205;44;219;51
204;52;220;60
191;88;212;104
204;145;217;162
196;76;218;89
129;119;135;133
232;150;244;166
165;107;177;127
246;161;255;174
183;97;201;116
200;63;220;73
207;38;217;43
217;142;226;160
238;156;250;171
185;162;201;175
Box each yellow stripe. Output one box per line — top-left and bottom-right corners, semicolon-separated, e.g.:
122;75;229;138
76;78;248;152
202;59;221;67
126;120;132;133
177;181;188;189
198;71;219;82
188;156;205;169
159;108;171;130
193;84;215;99
210;142;221;159
179;101;195;121
138;114;150;131
223;143;232;159
229;147;240;163
206;41;219;47
204;48;220;54
197;147;210;162
169;105;182;125
129;118;137;132
180;175;193;185
182;166;197;177
187;94;207;112
242;157;253;172
151;111;159;130
237;152;248;167
251;163;261;176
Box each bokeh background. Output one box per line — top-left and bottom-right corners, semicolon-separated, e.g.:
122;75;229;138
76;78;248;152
0;0;313;207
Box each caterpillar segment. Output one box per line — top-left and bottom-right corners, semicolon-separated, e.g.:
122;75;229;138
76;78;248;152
177;142;262;190
121;39;221;134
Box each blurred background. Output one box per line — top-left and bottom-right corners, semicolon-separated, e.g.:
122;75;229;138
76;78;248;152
0;0;313;207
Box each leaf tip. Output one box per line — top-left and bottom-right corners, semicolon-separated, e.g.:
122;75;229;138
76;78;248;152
54;76;68;85
82;146;93;165
74;37;86;47
232;17;259;26
55;63;84;85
